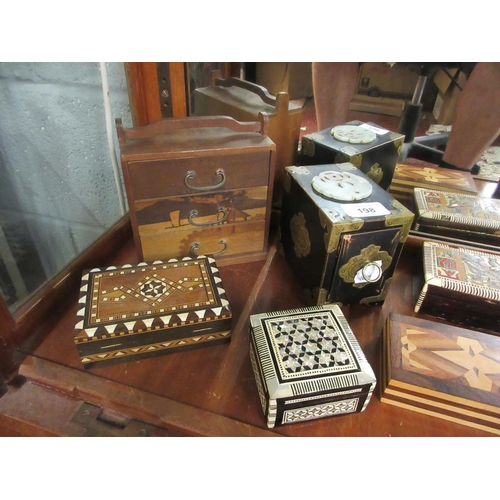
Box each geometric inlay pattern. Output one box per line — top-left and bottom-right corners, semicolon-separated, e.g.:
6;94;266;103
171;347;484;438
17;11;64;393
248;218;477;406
263;312;357;377
402;327;500;393
282;398;359;423
80;329;231;365
110;273;204;307
250;304;376;427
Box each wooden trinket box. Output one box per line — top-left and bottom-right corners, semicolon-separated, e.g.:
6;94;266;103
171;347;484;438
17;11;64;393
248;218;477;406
249;304;376;428
381;313;500;436
412;188;500;246
389;163;478;208
300;120;404;190
414;241;500;332
74;256;232;367
279;163;414;306
193;76;303;205
116;116;276;266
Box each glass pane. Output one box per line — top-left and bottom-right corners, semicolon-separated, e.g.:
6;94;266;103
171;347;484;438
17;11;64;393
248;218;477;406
0;62;132;311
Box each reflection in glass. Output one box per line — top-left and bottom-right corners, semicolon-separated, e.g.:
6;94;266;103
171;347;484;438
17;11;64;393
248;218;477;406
0;62;132;311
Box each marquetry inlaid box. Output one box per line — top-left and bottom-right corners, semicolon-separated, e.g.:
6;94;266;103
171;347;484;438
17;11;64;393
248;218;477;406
412;188;500;246
414;241;500;332
74;256;232;367
389;162;478;209
116;116;276;266
278;163;414;306
300;120;404;190
249;304;376;428
381;313;500;436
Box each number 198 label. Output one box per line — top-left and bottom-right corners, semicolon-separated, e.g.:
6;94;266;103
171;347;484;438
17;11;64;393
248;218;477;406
341;202;390;218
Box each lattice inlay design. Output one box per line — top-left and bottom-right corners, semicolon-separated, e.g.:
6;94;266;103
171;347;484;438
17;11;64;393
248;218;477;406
100;273;205;307
282;398;359;423
263;312;357;377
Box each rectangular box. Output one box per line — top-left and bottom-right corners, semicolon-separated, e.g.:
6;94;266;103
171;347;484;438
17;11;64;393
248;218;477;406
74;256;232;367
412;188;500;246
116;116;276;266
279;163;414;306
300;120;405;191
414;241;500;332
389;162;478;208
249;304;376;428
381;313;500;436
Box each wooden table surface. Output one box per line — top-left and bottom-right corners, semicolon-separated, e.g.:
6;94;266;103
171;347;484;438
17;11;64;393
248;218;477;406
1;222;498;437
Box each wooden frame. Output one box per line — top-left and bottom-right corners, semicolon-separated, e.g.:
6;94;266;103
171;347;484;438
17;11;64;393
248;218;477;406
125;62;188;126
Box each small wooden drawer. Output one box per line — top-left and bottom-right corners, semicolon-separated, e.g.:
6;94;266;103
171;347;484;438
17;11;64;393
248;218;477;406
134;186;269;227
127;152;272;200
138;220;267;262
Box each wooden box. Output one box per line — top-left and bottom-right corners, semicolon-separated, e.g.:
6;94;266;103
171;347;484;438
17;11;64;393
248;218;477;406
389;163;478;208
414;241;500;332
116;116;276;266
278;163;414;306
300;120;405;191
193;76;302;205
74;256;232;367
249;304;376;428
412;188;500;246
381;313;500;435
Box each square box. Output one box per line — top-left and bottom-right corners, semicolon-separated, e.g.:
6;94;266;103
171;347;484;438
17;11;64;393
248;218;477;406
300;120;404;191
414;241;500;332
381;313;500;436
412;188;500;246
74;256;232;367
279;163;414;306
249;304;376;428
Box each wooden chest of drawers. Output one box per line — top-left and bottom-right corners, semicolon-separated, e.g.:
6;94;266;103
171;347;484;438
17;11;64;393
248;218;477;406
116;116;276;266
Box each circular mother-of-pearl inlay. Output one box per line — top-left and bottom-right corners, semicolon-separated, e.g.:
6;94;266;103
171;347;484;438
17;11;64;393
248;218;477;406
331;124;376;144
312;170;373;201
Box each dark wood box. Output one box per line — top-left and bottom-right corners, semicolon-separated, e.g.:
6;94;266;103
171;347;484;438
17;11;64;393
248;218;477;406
414;241;500;332
116;116;276;266
249;304;376;428
278;163;414;306
381;313;500;435
300;120;404;190
412;188;500;246
193;76;302;205
74;256;232;367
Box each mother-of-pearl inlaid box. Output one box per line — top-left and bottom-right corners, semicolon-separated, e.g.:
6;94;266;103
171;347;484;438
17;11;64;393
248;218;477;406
74;256;231;367
249;304;376;428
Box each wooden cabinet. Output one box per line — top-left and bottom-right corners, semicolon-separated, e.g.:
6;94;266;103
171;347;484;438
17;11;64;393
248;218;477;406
116;116;276;266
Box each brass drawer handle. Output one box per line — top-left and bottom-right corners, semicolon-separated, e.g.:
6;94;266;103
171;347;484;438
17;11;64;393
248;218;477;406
190;240;228;258
188;207;229;227
184;169;226;191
